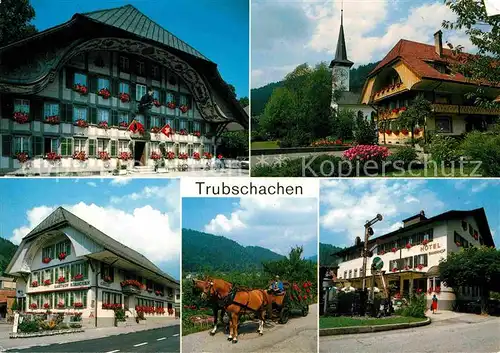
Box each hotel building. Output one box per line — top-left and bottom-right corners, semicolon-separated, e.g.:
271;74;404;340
334;208;495;310
361;31;500;144
0;5;248;175
5;207;180;327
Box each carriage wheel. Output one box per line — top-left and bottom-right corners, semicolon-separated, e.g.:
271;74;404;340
302;305;309;317
279;307;290;324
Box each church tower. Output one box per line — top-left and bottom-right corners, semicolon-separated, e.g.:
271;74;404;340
330;8;353;110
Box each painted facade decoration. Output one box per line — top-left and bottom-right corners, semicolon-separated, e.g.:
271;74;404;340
334;208;495;310
0;5;248;175
5;207;180;327
361;31;500;145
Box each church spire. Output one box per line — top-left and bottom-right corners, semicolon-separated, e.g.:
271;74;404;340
330;2;353;68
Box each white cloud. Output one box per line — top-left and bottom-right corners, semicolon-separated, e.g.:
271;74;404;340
252;0;474;88
10;202;180;265
203;197;317;255
109;178;132;187
320;180;445;246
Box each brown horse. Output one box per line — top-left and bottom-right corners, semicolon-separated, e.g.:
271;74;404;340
192;278;229;335
200;278;272;344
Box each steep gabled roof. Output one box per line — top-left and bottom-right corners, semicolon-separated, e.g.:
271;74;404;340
330;10;353;68
24;207;179;285
368;39;488;85
78;5;209;61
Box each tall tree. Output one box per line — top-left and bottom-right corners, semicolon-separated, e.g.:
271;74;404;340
0;0;37;47
397;95;432;145
443;0;500;106
238;96;249;107
439;246;500;314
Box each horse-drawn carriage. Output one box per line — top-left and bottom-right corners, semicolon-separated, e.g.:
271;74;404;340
268;281;310;324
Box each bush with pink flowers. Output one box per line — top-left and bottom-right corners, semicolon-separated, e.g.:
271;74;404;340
342;145;390;164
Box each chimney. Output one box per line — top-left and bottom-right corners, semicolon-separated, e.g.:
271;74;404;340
434;30;443;57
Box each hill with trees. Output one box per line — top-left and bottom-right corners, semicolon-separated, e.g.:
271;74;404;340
250;62;379;117
319;242;344;266
0;237;18;275
182;229;285;272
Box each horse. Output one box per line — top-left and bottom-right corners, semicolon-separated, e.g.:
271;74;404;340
201;278;272;344
192;278;229;335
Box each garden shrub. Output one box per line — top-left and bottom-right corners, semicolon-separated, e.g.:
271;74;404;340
69;323;82;329
460;129;500;177
427;135;460;165
114;308;126;322
18;319;39;333
57;323;69;330
388;146;418;167
353;112;377;145
400;293;427;318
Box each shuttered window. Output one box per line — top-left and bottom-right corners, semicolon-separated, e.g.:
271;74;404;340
2;135;12;156
88;139;96;157
60;138;73;156
110;140;117;157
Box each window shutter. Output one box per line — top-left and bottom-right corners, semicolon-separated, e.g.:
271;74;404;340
90;107;97;124
2;135;12;156
131;84;136;102
65;68;74;89
84;262;89;279
111;110;118;126
160;89;166;104
1;95;13;119
31;99;43;121
32;136;43;156
188;121;193;133
113;79;120;96
200;122;206;135
174;119;180;131
83;292;87;308
65;104;73;123
111;140;117;157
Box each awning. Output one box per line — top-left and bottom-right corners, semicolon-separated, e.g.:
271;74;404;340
426;266;440;276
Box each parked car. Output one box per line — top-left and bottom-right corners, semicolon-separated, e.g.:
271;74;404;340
465;299;500;315
240;157;249;169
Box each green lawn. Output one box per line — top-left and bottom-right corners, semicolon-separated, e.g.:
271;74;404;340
251;141;280;149
319;316;426;329
385;165;479;177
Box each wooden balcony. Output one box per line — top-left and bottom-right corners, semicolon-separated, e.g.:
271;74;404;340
122;284;141;294
432;104;500;115
373;83;407;101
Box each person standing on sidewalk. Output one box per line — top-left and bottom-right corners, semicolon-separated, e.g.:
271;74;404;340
431;294;438;314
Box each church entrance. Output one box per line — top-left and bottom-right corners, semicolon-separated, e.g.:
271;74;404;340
134;142;146;166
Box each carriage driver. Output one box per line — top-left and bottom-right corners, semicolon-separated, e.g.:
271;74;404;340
270;275;284;294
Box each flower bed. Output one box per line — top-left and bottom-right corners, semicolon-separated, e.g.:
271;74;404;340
343;145;390;163
10;328;85;339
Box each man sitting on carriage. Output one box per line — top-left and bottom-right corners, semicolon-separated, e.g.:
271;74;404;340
269;275;284;295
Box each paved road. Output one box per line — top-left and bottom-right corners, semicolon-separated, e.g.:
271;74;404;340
7;325;180;353
183;304;317;353
320;315;500;353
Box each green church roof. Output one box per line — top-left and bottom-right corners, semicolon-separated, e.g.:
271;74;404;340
79;4;209;61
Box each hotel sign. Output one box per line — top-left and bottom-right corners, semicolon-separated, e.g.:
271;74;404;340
420;242;445;255
54;280;90;289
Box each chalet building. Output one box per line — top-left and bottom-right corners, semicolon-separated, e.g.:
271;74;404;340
333;208;495;310
5;207;180;327
0;276;16;319
0;5;248;175
361;31;500;144
330;10;375;121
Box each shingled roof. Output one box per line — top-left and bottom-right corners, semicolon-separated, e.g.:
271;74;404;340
78;5;209;61
368;39;485;85
24;207;179;285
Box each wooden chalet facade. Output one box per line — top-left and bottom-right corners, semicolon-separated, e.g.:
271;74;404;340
0;5;248;174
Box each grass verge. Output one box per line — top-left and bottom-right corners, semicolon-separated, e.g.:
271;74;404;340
319;316;426;329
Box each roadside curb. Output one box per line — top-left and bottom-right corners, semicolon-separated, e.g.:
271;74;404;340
319;317;431;336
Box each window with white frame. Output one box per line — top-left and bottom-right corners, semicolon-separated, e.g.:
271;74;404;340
14;136;30;154
98;78;110;90
204;144;210;153
119;140;129;153
56;292;67;307
180;120;187;130
98;109;109;123
43;269;52;282
348;270;352;279
74;73;87;86
188;144;194;156
72;291;87;307
30;271;40;284
136;84;146;101
98;139;108;152
135;114;145;125
42;293;52;307
194;121;201;132
14;99;30;114
179;143;187;153
166;92;175;105
119;82;129;94
150;142;160;153
165;118;173;127
153;89;160;100
102;291;122;305
74;139;86;153
57;266;69;281
73;106;87;122
43;103;59;118
55;240;71;256
42;246;54;260
353;269;358;278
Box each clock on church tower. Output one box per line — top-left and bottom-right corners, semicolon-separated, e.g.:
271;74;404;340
333;66;350;92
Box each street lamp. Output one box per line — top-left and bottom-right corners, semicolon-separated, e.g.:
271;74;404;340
361;214;383;292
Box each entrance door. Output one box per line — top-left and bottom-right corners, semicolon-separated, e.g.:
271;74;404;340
124;295;130;311
134;142;145;166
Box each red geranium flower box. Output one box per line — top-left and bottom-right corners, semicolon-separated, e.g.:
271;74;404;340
193;131;201;137
43;303;50;309
166;151;176;160
193;152;201;160
44;279;51;286
98;88;111;99
98;121;109;129
150;151;162;160
401;129;409;136
178;152;188;160
456;241;461;247
153;99;161;107
74;302;84;308
155;290;163;296
13;112;29;124
15;152;29;163
58;252;67;260
392;268;398;272
385;129;392;135
119;121;129;128
179;129;188;136
392;247;397;253
57;276;66;283
217;154;223;159
393;130;400;136
73;151;87;161
73;273;84;281
119;152;132;161
42;257;52;264
44;115;60;125
30;303;38;309
417;264;424;270
204;152;213;159
99;151;110;161
74;119;88;128
405;243;412;249
399;106;407;112
166;102;176;109
31;281;39;287
179;105;189;113
74;84;88;95
46;152;62;161
422;239;429;245
119;92;130;103
57;302;65;308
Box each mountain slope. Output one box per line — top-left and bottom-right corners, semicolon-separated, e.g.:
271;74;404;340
250;62;379;116
319;242;344;266
0;237;18;275
182;229;285;272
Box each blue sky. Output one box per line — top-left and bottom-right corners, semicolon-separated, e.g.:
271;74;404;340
252;0;473;87
30;0;249;98
320;180;500;248
0;178;181;279
183;197;318;258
